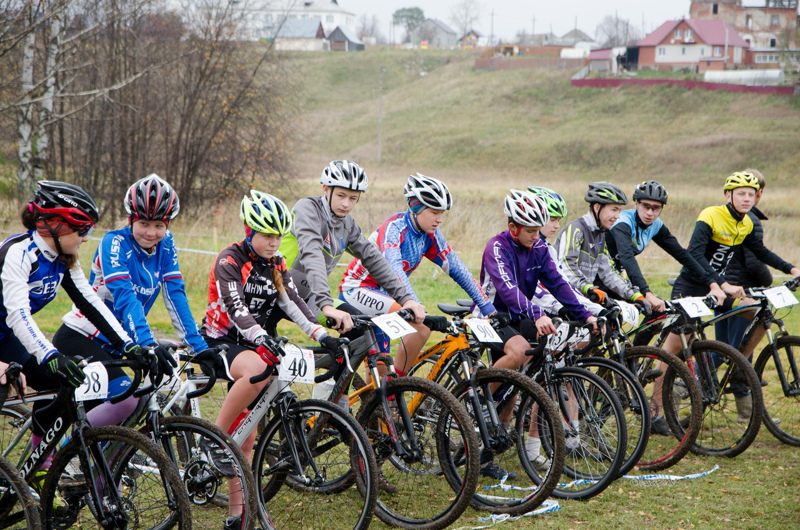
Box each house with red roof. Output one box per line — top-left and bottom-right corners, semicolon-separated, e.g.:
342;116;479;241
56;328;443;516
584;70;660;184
638;18;750;72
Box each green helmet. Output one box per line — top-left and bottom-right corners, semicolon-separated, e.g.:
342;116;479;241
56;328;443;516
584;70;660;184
527;186;567;218
240;190;293;235
585;182;628;205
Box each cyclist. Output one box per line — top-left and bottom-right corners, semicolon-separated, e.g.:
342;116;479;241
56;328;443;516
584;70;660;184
606;180;726;314
554;182;650;313
525;186;603;318
665;171;800;422
0;181;149;490
280;160;426;332
480;189;597;477
56;174;214;425
713;170;772;353
202;191;344;524
339;173;495;374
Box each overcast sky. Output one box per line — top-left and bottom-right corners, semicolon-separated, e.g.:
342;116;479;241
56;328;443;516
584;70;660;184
338;0;693;42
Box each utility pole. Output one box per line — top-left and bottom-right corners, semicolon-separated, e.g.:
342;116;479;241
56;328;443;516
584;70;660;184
377;66;384;163
532;16;535;38
490;10;494;47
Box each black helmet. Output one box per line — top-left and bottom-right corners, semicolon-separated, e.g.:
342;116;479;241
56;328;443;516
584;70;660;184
632;180;668;205
32;180;99;226
584;182;628;205
124;174;180;222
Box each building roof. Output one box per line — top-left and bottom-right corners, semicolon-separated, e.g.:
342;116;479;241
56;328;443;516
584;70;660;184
638;19;749;48
588;48;612;60
330;25;363;44
274;18;325;39
426;18;457;35
459;29;483;40
561;28;593;43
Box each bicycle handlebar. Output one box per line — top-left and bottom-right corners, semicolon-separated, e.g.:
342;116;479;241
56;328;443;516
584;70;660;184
313;338;351;384
0;362;23;407
248;337;288;384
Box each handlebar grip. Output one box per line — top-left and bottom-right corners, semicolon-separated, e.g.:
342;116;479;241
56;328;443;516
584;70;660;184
249;365;275;384
314;358;337;384
572;333;600;356
186;370;217;399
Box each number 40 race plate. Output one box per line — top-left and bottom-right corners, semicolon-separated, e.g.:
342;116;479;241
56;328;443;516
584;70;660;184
278;345;316;384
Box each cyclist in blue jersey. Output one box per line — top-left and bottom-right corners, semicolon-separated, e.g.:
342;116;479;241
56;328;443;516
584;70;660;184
339;173;494;374
0;181;149;491
54;175;222;444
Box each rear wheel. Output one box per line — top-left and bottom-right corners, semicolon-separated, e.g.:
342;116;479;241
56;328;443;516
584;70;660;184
623;346;702;471
755;335;800;446
0;455;41;529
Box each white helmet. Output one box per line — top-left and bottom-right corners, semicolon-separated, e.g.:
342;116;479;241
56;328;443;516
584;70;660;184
320;160;368;192
403;173;452;211
504;189;550;227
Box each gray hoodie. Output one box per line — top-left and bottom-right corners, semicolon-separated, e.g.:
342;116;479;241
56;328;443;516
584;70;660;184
285;195;413;313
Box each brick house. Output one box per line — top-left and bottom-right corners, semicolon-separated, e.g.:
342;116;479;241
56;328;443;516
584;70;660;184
689;0;799;68
638;19;750;72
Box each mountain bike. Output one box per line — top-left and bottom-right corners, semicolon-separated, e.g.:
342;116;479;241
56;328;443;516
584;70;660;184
313;311;481;530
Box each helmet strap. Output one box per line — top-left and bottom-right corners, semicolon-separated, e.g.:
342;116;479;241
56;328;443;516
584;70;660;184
590;203;603;230
509;223;523;241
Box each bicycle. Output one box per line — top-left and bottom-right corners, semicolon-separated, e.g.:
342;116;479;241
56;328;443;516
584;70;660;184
697;278;800;445
120;346;259;530
630;295;764;458
207;337;380;530
311;310;480;530
573;302;703;473
2;358;193;530
514;317;628;500
0;364;41;529
396;310;565;515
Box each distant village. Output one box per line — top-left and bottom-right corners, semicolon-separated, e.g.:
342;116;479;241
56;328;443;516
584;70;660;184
239;0;799;75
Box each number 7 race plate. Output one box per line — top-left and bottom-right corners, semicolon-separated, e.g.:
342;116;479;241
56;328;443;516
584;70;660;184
75;362;109;402
764;285;799;309
278;344;316;384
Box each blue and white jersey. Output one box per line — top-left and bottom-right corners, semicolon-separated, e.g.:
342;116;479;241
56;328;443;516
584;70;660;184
63;227;207;352
612;209;664;256
0;231;131;363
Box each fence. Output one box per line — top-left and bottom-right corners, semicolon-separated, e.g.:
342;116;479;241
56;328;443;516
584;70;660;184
571;77;796;96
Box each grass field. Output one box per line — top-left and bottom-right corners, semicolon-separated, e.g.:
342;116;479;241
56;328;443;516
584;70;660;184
3;47;800;528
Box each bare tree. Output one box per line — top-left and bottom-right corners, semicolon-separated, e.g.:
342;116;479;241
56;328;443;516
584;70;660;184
357;14;384;43
449;0;482;39
595;15;641;48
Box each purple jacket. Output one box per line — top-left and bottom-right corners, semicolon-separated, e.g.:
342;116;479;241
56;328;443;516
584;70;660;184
480;230;592;322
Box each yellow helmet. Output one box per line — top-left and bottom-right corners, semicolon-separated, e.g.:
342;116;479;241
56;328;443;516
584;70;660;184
723;171;760;192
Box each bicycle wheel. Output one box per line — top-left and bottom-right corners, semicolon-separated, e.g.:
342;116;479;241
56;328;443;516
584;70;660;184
155;415;258;530
576;356;650;477
0;455;40;529
450;368;565;515
539;366;626;500
253;398;377;530
0;405;31;469
41;425;192;530
689;340;763;457
755;335;800;446
623;345;702;470
354;376;480;530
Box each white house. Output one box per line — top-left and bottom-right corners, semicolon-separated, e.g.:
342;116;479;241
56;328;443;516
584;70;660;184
231;0;356;41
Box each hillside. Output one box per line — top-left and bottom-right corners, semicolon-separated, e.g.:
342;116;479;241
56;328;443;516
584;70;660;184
283;48;800;265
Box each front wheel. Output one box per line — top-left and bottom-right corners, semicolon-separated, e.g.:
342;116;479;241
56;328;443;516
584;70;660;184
42;425;192;530
0;455;41;529
755;335;800;446
253;398;378;530
355;376;480;530
689;340;763;457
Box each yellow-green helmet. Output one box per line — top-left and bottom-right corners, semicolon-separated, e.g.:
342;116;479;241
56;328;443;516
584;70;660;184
240;191;292;235
723;171;760;192
527;186;568;218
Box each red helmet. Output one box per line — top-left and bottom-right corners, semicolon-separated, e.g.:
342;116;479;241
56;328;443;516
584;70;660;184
124;174;180;222
31;180;98;227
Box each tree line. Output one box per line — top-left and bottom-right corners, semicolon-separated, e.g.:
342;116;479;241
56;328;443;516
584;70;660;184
0;0;297;219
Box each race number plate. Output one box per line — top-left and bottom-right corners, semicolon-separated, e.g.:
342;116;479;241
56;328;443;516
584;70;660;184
464;318;502;343
617;300;640;325
677;297;713;318
547;323;571;352
371;312;417;340
75;362;109;402
764;285;799;309
278;344;315;384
